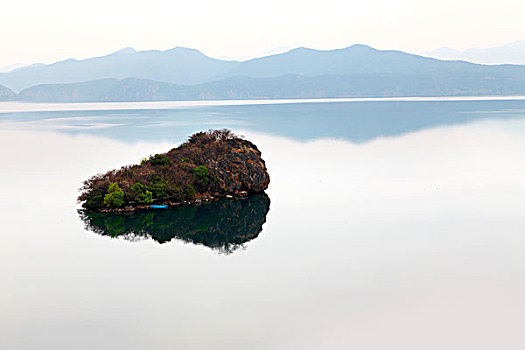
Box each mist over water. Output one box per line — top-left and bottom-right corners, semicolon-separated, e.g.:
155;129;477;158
1;99;524;349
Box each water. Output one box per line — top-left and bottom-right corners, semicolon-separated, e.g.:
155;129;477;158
1;99;524;349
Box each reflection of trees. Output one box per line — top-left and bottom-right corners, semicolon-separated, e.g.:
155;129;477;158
79;194;270;253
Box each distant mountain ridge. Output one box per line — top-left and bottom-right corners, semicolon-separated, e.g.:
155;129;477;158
3;44;525;101
421;41;525;65
0;63;29;73
0;84;15;101
17;72;525;102
0;47;238;92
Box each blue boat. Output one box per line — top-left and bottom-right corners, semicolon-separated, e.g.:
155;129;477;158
149;204;168;209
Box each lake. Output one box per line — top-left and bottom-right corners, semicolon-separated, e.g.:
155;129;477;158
1;98;524;349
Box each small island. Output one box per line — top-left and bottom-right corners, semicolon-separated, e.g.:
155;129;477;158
78;129;270;212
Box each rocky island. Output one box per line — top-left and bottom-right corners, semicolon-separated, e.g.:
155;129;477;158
78;129;270;211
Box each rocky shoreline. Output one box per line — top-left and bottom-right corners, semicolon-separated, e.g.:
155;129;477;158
93;191;250;213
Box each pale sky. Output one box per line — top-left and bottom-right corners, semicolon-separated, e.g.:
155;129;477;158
1;0;524;66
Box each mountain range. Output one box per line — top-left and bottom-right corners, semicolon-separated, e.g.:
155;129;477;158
0;63;28;73
0;84;16;100
421;41;525;65
2;44;525;102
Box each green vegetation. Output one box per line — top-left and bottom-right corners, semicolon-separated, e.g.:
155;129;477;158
147;177;170;198
85;190;105;210
131;182;153;204
192;166;210;183
104;182;125;208
148;154;172;166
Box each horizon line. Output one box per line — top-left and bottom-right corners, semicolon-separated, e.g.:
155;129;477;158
2;94;525;114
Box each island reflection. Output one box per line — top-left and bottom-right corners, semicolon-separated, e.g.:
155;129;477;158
79;193;270;253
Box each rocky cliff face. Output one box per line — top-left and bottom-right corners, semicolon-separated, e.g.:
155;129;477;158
201;138;270;195
79;129;270;211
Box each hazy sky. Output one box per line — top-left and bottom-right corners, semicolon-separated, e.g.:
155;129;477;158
1;0;524;66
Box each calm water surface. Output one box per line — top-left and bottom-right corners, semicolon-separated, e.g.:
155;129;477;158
1;99;524;349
